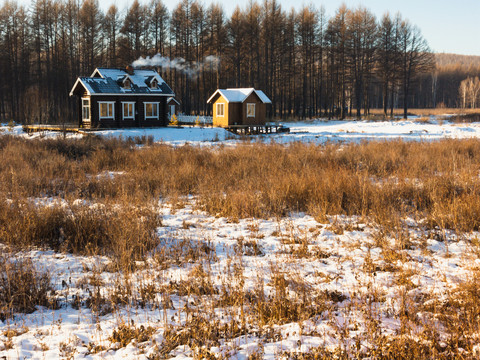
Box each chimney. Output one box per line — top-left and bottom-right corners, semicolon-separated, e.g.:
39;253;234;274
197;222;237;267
126;65;134;75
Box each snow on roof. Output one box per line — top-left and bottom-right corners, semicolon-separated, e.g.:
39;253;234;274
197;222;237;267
70;68;174;96
254;90;272;104
207;88;272;104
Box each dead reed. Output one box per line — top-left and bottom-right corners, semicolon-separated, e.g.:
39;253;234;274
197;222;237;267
1;136;480;241
0;256;56;320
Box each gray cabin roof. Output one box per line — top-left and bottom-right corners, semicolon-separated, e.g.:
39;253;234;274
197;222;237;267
69;68;174;96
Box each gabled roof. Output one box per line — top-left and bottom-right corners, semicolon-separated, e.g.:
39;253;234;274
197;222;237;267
167;97;180;105
207;88;272;104
70;67;174;96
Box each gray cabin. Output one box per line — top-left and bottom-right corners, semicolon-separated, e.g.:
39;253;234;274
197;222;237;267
69;66;174;128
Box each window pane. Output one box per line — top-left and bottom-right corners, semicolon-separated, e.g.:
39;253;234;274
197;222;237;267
100;104;107;117
100;103;114;118
217;103;224;116
145;103;158;118
83;106;89;119
124;103;133;118
247;104;255;117
146;103;152;117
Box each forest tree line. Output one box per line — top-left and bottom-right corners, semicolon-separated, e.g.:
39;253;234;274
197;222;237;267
0;0;476;124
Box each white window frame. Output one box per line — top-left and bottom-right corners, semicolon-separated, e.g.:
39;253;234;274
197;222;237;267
98;101;115;119
246;103;255;118
144;102;159;119
122;102;135;120
81;97;90;121
216;102;225;117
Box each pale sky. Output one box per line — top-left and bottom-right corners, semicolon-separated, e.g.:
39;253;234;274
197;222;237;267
16;0;480;56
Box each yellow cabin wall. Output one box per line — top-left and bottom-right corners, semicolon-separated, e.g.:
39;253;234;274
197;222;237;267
212;95;230;127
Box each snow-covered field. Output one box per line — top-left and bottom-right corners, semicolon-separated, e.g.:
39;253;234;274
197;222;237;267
1;199;478;359
9;116;480;146
2;117;480;358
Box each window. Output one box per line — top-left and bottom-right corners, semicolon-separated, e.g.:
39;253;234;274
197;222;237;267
144;102;159;119
82;98;90;121
123;79;131;89
150;79;158;89
122;102;135;120
247;103;255;117
216;103;224;117
99;102;115;119
169;105;175;116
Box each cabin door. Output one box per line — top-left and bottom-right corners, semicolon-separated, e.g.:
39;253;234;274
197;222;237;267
82;98;91;126
169;105;175;118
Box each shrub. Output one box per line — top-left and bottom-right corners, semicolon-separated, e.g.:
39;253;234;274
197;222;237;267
0;256;55;320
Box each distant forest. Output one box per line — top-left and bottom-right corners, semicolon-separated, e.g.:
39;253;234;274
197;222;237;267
0;0;477;124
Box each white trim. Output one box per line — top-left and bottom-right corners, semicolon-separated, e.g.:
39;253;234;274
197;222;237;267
122;102;135;120
90;68;104;78
122;76;132;89
98;101;115;119
150;78;158;89
216;103;225;117
90;93;173;97
144;102;159;119
69;78;91;97
81;97;90;122
167;97;180;105
246;103;255;118
207;90;228;104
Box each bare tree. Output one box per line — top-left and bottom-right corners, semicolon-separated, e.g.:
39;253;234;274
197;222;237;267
121;0;146;62
149;0;169;56
103;5;119;67
346;6;377;119
397;18;435;118
79;0;103;73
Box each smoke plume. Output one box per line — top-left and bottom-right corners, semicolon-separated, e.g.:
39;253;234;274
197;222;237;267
132;54;220;78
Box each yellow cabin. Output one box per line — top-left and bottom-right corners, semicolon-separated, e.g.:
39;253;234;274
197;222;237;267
207;88;272;127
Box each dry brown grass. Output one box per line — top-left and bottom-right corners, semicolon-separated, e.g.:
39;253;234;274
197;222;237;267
1;136;480;240
0;256;56;320
4;136;480;357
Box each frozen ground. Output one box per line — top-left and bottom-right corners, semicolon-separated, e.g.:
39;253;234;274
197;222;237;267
0;199;478;359
2;117;480;358
7;116;480;146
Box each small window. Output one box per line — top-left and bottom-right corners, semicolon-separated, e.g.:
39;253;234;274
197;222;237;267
145;102;159;119
122;102;135;119
247;103;255;117
99;102;115;119
123;79;131;89
150;79;158;89
216;103;224;117
82;98;90;121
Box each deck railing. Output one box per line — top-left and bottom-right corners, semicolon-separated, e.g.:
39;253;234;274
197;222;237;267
176;115;213;125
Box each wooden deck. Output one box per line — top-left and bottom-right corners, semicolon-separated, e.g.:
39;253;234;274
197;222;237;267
23;125;91;134
224;124;289;135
